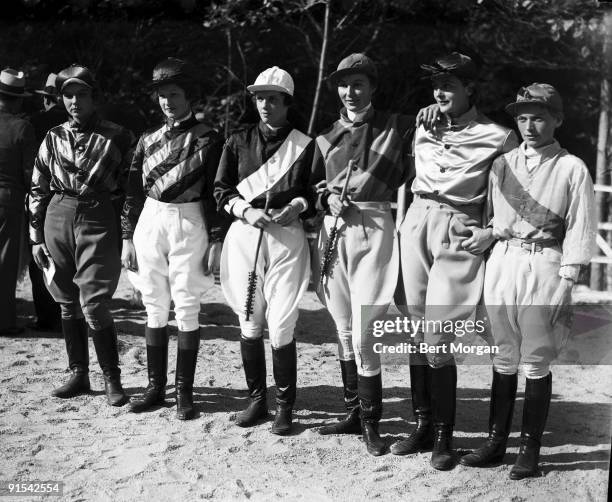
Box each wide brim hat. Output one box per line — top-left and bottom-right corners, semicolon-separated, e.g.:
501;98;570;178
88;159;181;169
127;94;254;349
149;58;197;90
0;68;32;97
246;66;294;96
328;53;378;83
56;65;96;93
420;52;479;81
34;73;58;97
505;83;563;116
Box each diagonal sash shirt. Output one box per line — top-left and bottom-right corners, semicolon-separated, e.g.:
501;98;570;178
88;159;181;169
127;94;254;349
488;141;597;280
214;122;315;217
312;107;415;207
121;115;227;241
411;106;518;205
29;114;134;244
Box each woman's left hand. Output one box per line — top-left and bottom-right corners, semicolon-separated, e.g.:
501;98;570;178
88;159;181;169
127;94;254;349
203;241;222;276
271;203;301;226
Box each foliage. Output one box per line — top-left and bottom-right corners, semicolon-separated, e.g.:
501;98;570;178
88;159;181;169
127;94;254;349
1;0;608;166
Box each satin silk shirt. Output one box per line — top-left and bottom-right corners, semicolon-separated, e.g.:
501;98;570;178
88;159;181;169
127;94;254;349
121;115;226;241
488;141;596;279
29;115;134;243
312;107;415;206
411;107;518;205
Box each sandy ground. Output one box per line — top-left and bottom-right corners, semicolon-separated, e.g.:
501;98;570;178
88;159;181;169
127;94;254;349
1;272;610;502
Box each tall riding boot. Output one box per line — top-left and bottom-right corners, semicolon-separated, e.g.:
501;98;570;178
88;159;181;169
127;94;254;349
359;373;386;456
318;359;361;435
509;372;552;480
91;323;128;407
52;318;90;398
175;329;200;420
129;326;169;413
235;336;268;427
271;340;297;435
460;371;518;466
391;353;433;454
430;362;457;470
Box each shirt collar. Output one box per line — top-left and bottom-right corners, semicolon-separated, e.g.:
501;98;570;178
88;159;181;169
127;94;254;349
166;111;196;130
258;120;292;140
339;105;374;126
443;105;478;129
521;140;561;161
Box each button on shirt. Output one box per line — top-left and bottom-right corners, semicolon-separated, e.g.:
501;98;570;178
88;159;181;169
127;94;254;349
488;141;597;279
411;106;518;205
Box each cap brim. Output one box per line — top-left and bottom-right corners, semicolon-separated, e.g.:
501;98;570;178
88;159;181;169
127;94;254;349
327;68;376;83
61;77;93;91
0;89;32;97
246;84;293;96
505;100;562;116
34;90;55;96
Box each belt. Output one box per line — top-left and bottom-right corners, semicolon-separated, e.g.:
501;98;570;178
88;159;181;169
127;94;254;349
350;201;391;210
505;238;559;252
416;193;482;212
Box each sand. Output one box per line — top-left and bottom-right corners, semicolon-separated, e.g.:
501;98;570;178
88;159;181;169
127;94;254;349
0;272;610;501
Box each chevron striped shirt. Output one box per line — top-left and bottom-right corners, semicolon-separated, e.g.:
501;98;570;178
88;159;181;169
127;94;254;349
121;115;226;241
29;115;134;243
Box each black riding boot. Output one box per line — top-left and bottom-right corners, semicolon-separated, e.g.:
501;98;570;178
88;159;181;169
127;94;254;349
129;326;169;413
460;371;517;467
430;362;457;470
359;373;386;456
235;336;268;427
318;359;361;435
509;373;552;480
91;323;128;407
175;329;199;420
271;340;297;435
52;318;90;398
391;353;433;454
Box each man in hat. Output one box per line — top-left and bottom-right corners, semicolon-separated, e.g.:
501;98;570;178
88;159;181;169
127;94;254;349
459;83;596;479
29;64;134;406
391;52;518;470
0;68;36;335
312;53;415;456
214;66;316;435
122;57;227;420
26;72;66;332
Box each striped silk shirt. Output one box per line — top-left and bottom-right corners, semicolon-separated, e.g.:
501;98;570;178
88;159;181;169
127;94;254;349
488;141;597;279
29;115;134;244
411;106;518;205
312;108;415;207
121;115;227;241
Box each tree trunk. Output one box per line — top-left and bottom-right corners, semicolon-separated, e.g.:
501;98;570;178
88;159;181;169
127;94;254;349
592;10;612;291
307;0;331;137
224;27;233;138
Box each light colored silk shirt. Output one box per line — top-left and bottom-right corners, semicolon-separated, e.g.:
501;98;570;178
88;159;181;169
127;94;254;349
488;141;597;280
411;106;518;205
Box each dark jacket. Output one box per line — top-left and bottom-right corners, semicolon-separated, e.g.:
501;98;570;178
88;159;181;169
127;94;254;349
0;110;36;209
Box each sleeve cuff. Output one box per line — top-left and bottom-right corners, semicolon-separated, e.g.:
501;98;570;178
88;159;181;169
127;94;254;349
225;197;252;218
559;264;580;282
290;197;308;214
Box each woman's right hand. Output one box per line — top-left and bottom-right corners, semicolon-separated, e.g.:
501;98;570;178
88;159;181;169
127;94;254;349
328;193;350;217
121;239;138;272
32;243;51;270
243;208;273;229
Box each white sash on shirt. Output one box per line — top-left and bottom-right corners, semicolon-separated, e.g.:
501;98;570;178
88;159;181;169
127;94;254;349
236;129;312;202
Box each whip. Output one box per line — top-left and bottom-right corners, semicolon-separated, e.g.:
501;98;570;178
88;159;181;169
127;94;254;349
319;159;355;288
245;192;271;321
